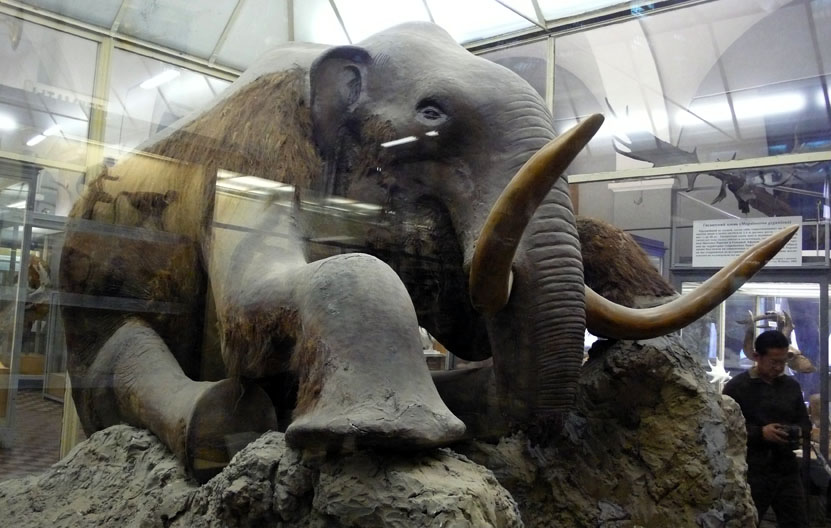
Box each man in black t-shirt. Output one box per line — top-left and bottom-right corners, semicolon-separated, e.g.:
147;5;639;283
723;329;811;527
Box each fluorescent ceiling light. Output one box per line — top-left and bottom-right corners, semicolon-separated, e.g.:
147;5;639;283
43;124;61;136
7;200;26;208
607;178;675;192
353;203;383;211
381;136;418;148
0;114;16;131
216;180;249;191
230;176;288;189
140;70;180;90
327;197;355;205
681;281;819;299
677;93;806;126
26;134;46;147
425;130;439;137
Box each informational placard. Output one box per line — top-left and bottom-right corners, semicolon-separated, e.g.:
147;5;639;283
692;216;802;267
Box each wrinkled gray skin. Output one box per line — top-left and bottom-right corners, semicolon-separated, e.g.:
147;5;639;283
307;24;584;431
60;22;585;481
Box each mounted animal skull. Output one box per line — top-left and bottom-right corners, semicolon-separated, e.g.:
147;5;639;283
740;310;816;373
59;22;796;481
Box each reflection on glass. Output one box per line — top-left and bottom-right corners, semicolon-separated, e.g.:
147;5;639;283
212;0;290;69
0;13;96;167
671;160;831;267
554;0;831;175
335;0;430;43
104;49;231;156
17;0;122;28
425;0;533;43
538;0;636;20
0;175;30;430
481;40;547;98
293;0;350;45
681;281;820;403
118;0;240;58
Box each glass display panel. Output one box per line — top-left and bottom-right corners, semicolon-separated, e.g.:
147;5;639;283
0;13;96;168
118;0;238;58
212;0;290;70
104;48;231;156
553;0;831;176
293;0;350;45
480;39;547;98
573;176;675;261
0;172;30;434
335;0;431;44
424;0;534;43
17;0;122;28
493;0;539;23
538;0;650;21
681;280;821;403
671;159;831;267
6;3;831;521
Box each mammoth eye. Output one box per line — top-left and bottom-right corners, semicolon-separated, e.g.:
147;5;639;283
416;101;448;125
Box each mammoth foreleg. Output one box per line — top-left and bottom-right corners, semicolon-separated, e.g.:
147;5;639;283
243;254;467;451
75;318;278;482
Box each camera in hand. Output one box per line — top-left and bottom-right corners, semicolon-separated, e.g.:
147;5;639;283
783;424;802;449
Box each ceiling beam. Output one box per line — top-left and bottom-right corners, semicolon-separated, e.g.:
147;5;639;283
421;0;435;23
329;0;351;44
209;0;246;65
110;0;128;33
530;0;546;27
493;0;546;31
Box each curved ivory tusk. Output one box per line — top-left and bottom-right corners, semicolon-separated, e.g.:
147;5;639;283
470;114;605;315
586;225;799;339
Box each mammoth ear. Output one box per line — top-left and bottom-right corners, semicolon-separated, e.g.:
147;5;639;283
310;46;371;152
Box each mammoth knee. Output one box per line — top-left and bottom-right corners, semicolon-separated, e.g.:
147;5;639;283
308;253;408;300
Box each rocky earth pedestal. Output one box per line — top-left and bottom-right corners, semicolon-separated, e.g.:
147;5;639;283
461;337;757;527
0;426;522;527
0;337;755;527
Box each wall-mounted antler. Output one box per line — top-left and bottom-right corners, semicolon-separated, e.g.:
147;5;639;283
737;310;815;373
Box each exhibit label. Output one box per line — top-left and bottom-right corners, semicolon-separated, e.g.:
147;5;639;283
692;216;802;267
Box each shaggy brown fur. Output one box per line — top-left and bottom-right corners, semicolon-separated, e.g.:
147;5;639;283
146;68;323;193
577;217;676;307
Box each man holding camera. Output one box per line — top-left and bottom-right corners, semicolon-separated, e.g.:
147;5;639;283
723;329;811;527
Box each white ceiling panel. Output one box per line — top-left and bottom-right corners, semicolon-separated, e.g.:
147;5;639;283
335;0;430;43
215;0;290;70
425;0;533;43
119;0;239;58
19;0;122;28
293;0;349;45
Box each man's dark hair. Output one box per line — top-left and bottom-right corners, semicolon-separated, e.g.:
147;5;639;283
755;329;790;356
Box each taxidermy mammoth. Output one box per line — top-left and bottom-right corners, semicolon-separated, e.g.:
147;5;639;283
59;22;796;481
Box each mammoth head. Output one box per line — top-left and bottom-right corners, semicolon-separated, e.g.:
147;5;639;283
298;22;797;425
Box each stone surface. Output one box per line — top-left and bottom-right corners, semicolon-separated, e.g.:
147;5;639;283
460;336;757;527
0;426;522;528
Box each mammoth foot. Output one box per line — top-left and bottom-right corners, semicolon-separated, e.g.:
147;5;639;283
186;378;278;482
285;403;465;452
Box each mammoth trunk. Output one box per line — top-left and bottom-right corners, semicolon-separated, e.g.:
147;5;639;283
488;181;585;423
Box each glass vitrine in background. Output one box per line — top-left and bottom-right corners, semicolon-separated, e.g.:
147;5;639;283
671;158;831;269
0;166;33;442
